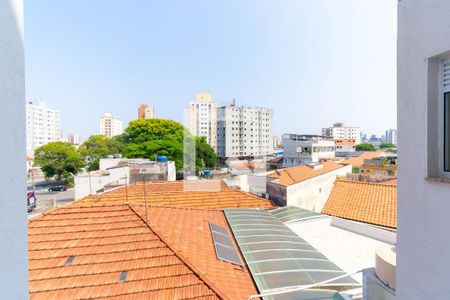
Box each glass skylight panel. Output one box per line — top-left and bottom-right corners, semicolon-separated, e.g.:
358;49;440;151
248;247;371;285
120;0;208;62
209;222;242;266
269;206;321;223
224;209;359;299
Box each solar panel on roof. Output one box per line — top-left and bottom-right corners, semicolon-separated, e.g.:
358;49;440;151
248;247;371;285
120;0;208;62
224;209;359;299
209;223;242;266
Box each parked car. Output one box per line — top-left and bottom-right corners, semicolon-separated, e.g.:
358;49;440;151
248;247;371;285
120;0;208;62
48;185;67;192
27;191;36;212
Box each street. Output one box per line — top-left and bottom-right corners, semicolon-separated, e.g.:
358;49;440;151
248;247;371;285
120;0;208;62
28;188;75;219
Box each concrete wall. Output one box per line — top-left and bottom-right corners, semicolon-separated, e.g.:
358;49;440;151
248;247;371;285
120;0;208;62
75;167;129;200
285;165;351;212
397;1;450;299
0;0;27;298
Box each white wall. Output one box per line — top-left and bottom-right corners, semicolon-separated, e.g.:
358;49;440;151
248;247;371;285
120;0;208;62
0;0;27;298
397;1;450;299
75;167;129;200
286;165;351;212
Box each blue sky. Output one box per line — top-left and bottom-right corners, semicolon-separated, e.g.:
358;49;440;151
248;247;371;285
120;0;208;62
25;0;397;138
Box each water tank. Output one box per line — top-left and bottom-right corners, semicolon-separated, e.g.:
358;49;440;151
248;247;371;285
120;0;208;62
156;155;168;162
203;170;212;177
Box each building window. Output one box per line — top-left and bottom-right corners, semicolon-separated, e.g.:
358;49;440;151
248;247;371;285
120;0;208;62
445;91;450;172
442;58;450;175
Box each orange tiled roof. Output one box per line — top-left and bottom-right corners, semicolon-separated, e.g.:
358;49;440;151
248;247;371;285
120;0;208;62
131;205;258;300
80;180;275;209
268;161;347;186
322;179;397;228
339;151;385;168
28;203;220;299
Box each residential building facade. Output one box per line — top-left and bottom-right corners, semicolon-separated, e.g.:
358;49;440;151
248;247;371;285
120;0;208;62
26;101;62;155
282;134;335;167
187;93;218;150
335;138;356;155
266;161;352;212
100;113;123;138
322;122;361;144
385;128;397;145
0;0;28;297
216;101;273;158
397;1;450;299
138;103;155;119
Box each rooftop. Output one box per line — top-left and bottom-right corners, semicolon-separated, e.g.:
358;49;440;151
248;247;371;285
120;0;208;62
28;204;220;299
339;151;385;168
268;161;347;186
322;179;397;228
79;180;275;209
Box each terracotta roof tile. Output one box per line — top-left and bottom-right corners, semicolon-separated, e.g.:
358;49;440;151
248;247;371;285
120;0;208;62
29;204;220;299
131;205;258;300
322;179;397;228
80;180;274;209
339;151;385;168
268;161;347;186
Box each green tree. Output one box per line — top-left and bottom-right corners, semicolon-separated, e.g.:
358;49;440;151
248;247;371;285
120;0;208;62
122;118;217;171
380;143;396;149
355;143;377;151
78;135;126;171
195;136;217;171
34;142;84;181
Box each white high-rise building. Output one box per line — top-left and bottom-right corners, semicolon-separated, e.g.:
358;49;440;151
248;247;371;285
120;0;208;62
322;122;361;144
100;113;123;138
138;104;156;119
187;93;218;150
385;128;397;145
216;101;273;158
26;101;62;155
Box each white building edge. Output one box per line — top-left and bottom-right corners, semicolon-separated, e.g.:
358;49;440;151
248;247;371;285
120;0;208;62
397;0;450;299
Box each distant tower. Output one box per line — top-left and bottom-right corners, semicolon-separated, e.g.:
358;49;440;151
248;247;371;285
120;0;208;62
187;93;218;150
138;104;156;119
100;113;123;138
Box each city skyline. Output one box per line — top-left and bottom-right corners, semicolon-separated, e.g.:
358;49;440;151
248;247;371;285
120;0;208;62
25;0;397;138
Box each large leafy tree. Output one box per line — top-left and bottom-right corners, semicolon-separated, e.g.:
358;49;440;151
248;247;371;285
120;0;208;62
355;143;377;151
122;118;216;171
34;142;84;181
78;135;126;171
195;136;217;171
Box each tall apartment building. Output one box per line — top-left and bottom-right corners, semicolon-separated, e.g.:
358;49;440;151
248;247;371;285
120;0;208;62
385;128;397;145
26;101;62;155
138;104;156;119
187;93;218;150
322;122;361;144
100;113;123;138
216;101;273;158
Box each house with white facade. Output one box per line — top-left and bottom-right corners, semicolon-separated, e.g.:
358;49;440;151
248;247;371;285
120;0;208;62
216;101;273;159
282;133;335;167
265;161;351;212
395;1;450;299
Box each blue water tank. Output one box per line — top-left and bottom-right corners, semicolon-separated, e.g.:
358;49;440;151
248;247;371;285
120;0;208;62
156;155;168;162
203;170;212;177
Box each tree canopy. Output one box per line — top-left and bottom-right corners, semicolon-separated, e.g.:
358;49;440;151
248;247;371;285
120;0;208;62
380;143;396;149
34;141;84;180
355;143;377;151
78;135;126;171
122;118;216;171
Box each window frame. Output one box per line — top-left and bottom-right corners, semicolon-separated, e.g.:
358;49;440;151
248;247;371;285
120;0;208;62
440;58;450;177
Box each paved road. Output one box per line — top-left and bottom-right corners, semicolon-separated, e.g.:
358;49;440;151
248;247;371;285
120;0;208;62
28;188;75;219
